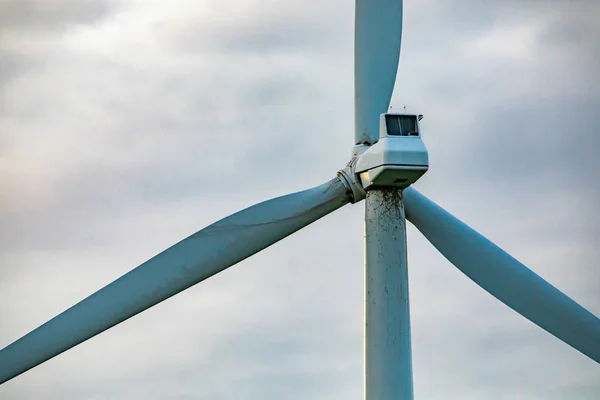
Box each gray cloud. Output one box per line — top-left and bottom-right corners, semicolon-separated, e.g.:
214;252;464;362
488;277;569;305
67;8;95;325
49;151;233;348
0;0;114;85
0;0;112;32
156;2;352;56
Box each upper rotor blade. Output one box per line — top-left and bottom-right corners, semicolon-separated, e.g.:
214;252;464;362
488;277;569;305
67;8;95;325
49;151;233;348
354;0;403;145
403;187;600;363
0;177;351;384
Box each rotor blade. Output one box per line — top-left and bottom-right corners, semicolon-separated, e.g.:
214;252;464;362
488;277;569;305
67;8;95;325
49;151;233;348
0;177;351;384
354;0;403;145
403;186;600;363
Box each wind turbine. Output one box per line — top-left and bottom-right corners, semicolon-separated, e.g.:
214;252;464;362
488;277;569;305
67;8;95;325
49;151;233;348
1;1;599;399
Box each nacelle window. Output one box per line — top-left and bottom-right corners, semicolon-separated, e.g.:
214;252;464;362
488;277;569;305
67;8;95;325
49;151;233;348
386;115;419;137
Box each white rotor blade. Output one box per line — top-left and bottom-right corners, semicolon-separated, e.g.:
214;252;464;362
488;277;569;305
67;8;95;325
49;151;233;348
0;177;351;384
404;187;600;363
354;0;403;145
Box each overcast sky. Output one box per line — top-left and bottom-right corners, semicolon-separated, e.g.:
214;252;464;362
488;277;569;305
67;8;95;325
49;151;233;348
1;0;599;399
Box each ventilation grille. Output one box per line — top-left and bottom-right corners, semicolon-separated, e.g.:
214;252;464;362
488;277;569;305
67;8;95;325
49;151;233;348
385;115;419;136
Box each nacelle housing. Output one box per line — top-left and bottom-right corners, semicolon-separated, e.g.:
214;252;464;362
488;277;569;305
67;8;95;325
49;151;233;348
355;113;429;189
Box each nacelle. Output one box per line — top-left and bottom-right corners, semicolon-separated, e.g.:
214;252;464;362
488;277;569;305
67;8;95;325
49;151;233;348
355;113;429;190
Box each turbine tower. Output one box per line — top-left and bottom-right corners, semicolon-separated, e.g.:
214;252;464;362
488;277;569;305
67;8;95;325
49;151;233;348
1;1;599;398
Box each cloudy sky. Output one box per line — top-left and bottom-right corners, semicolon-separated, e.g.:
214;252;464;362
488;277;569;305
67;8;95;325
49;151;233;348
1;0;599;398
